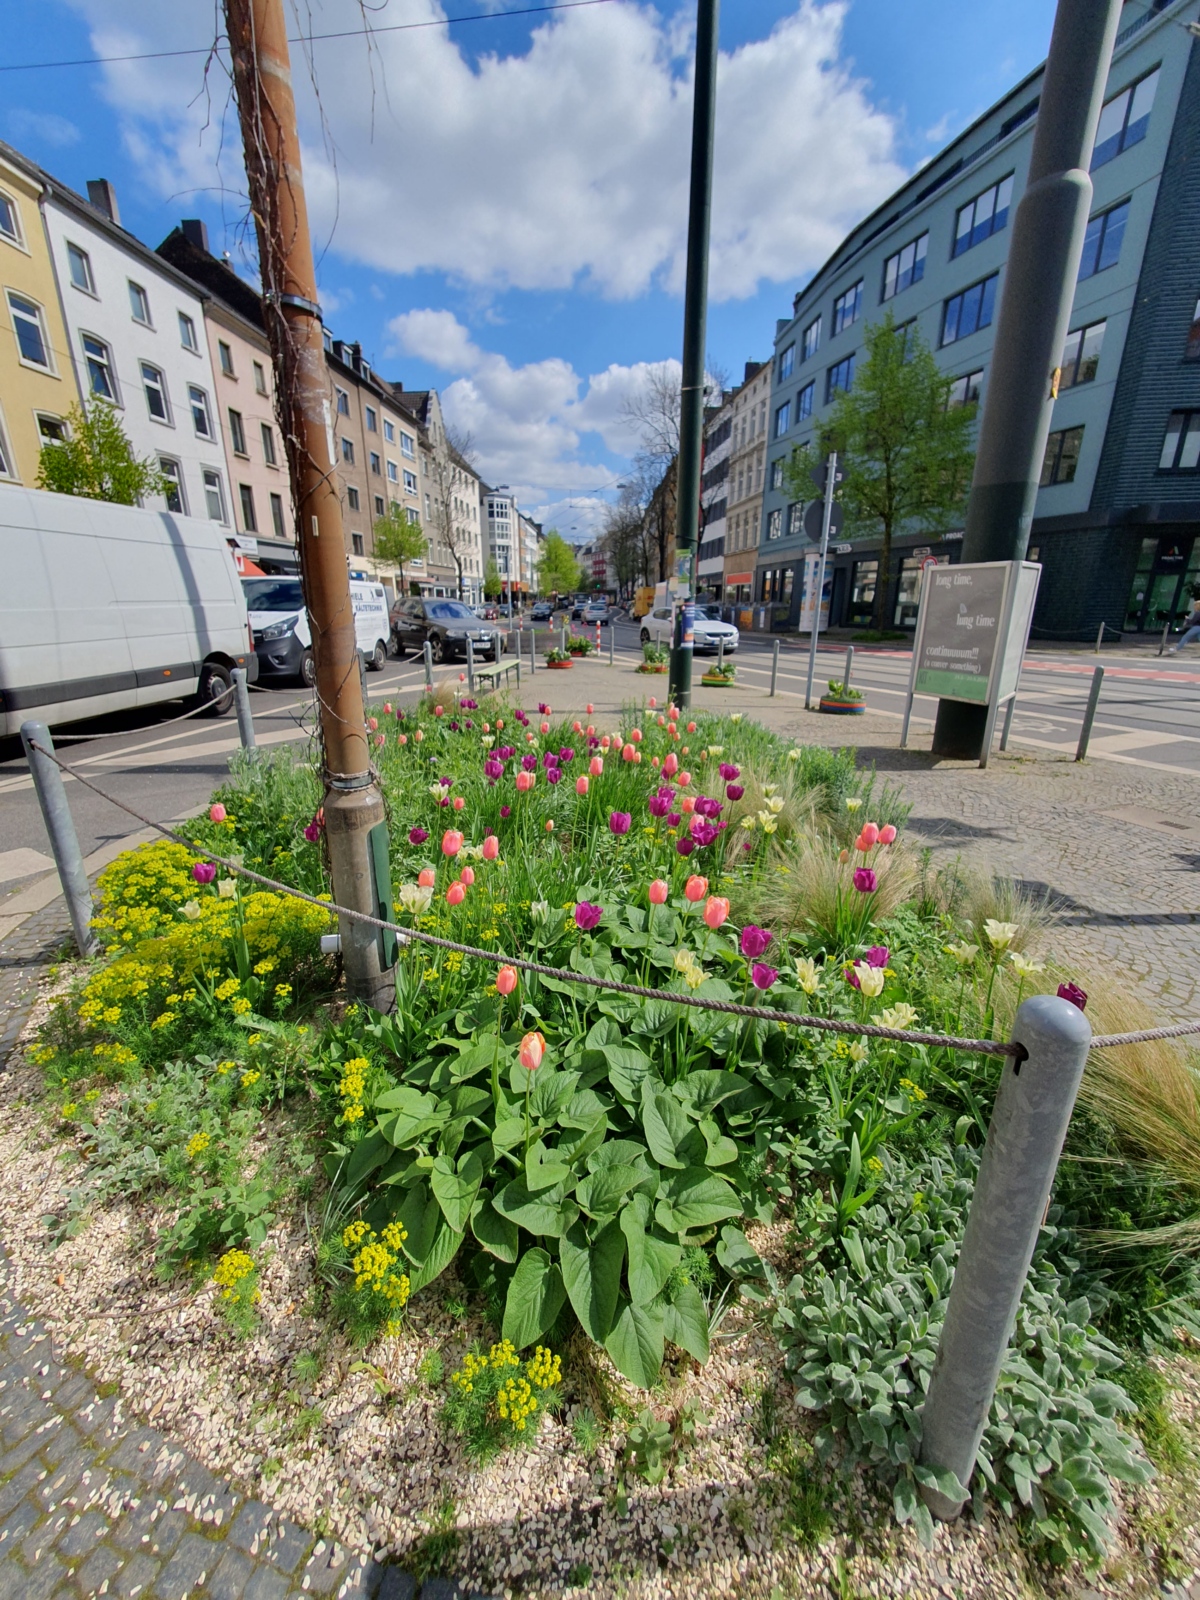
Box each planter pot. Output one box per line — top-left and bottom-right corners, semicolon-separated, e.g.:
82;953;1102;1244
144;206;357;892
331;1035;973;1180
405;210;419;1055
701;673;736;687
547;659;573;670
569;650;590;658
637;663;668;674
818;696;865;715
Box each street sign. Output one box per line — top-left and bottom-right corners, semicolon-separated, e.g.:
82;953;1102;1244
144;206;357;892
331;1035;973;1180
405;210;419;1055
804;499;843;542
811;458;844;494
920;554;939;572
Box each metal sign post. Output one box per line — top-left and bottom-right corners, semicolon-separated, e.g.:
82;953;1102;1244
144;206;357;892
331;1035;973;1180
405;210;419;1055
804;452;839;711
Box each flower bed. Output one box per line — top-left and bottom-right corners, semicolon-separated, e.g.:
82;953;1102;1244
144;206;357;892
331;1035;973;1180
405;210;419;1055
16;695;1200;1595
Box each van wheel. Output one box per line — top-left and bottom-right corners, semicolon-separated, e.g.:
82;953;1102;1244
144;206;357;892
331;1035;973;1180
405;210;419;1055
300;649;318;688
195;663;234;717
640;627;650;645
368;639;387;672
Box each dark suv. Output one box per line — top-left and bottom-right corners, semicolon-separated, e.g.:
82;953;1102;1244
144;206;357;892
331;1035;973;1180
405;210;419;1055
390;598;500;663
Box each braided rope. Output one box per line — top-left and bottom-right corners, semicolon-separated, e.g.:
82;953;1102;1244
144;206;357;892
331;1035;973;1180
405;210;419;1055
28;743;1200;1058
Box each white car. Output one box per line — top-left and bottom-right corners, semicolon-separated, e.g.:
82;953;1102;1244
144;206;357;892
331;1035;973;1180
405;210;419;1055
640;604;739;655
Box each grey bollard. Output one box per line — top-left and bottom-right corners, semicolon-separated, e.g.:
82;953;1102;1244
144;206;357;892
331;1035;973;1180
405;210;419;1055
717;635;725;673
1075;665;1104;761
529;626;536;675
843;644;854;697
20;721;100;958
999;695;1017;752
231;667;256;752
466;636;476;697
918;993;1092;1520
423;640;434;693
609;625;615;666
1094;620;1105;653
770;638;780;697
561;622;567;654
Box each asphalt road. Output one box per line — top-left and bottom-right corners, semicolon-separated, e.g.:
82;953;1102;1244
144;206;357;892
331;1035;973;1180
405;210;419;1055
2;617;1198;896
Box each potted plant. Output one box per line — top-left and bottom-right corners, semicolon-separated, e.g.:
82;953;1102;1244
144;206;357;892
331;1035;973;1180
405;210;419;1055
818;678;865;715
546;647;573;670
567;634;593;657
700;659;737;687
637;640;669;675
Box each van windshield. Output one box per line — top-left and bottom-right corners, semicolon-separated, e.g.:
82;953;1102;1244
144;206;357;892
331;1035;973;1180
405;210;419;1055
244;578;304;611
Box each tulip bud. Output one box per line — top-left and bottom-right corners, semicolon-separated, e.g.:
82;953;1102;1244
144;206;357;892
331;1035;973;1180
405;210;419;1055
703;895;730;930
576;776;589;795
545;819;554;832
648;879;669;905
586;703;594;714
687;722;696;733
209;803;227;823
662;752;679;777
414;729;424;742
684;875;709;903
482;835;500;861
368;716;378;731
496;966;518;996
434;705;445;718
459;865;475;886
589;755;603;776
453;796;465;811
861;822;880;847
630;728;642;743
518;1031;546;1072
398;734;408;745
678;770;691;787
680;795;696;814
649;697;657;708
446;882;466;906
442;829;464;856
540;721;550;735
418;867;436;888
573;720;583;733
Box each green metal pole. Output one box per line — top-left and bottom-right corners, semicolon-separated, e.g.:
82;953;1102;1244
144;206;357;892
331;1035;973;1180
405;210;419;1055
668;0;720;710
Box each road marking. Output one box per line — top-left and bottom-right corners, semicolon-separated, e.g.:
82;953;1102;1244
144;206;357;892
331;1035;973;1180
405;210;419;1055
1085;729;1187;753
0;848;55;886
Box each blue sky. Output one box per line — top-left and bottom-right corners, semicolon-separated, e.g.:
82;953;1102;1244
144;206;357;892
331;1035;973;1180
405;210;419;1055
5;0;1058;535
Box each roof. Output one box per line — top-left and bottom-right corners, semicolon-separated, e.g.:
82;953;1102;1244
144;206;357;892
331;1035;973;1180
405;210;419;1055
156;227;266;331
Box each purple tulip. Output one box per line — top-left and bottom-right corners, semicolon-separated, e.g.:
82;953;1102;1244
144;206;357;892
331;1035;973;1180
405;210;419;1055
461;698;478;710
694;796;723;818
192;861;217;885
541;751;558;769
588;735;600;748
1057;981;1088;1011
667;812;681;828
865;945;889;968
726;784;744;802
464;719;474;730
303;822;321;844
559;747;575;763
656;784;676;800
408;826;429;845
845;965;861;990
676;837;696;857
648;794;672;818
719;762;740;781
853;868;878;894
500;805;511;819
691;821;719;847
440;776;453;788
609;811;632;835
547;766;563;784
740;924;772;959
574;902;603;930
522;753;537;772
751;962;778;991
438;797;450;807
484;759;502;782
448;720;460;731
538;703;550;716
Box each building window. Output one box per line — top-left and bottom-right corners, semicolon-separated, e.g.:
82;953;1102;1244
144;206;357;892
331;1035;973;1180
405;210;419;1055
387;460;398;483
404;470;418;494
833;281;862;335
774;401;791;438
178;311;198;351
882;233;928;301
336;387;349;416
352;531;365;556
769;459;785;491
0;192;21;245
203;468;227;522
9;294;52;370
383;418;395;443
374;494;385;517
67;243;95;294
826;353;855;400
1078;200;1130;280
253;359;267;394
942;273;998;346
238;483;257;532
787;502;804;536
1092;66;1159;170
947;369;983;408
796;381;814;421
802;317;821;361
953;175;1014;258
364;450;379;475
342;437;356;465
1040;425;1084;486
1185;298;1200;362
347;485;360;511
218;340;234;377
0;412;12;479
229;409;247;455
270;493;285;539
141;362;169;422
365;405;378;433
767;508;783;541
128;281;152;325
189;385;213;438
1158;410;1200;471
159;458;185;513
260;422;276;465
399;432;413;458
37;414;68;445
1059;320;1105;389
83;332;119;397
779;344;795;380
407;507;420;525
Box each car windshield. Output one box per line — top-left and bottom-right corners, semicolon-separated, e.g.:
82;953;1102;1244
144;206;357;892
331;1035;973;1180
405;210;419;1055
427;602;476;620
694;606;722;621
243;578;304;611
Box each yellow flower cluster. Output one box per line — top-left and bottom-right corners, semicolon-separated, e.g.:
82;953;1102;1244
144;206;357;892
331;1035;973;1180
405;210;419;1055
496;1376;537;1430
339;1057;369;1123
212;1248;259;1302
241;1070;261;1088
215;978;241;1001
186;1130;211;1160
526;1345;562;1390
91;1041;136;1068
253;958;276;976
899;1077;928;1102
341;1219;411;1308
215;1059;236;1076
92;842;199;945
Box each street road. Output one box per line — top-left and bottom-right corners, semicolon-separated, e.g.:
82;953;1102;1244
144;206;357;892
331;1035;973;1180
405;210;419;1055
2;618;1198;899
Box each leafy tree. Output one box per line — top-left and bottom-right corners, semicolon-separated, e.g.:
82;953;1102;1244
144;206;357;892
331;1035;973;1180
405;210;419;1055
37;401;169;506
372;506;427;596
537;530;582;597
483;558;503;600
786;312;977;634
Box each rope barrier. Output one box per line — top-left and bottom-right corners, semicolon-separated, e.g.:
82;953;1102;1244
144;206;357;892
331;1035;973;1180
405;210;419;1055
27;741;1200;1060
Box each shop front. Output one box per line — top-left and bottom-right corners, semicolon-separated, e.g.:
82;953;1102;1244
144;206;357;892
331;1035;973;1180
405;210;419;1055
1123;532;1199;633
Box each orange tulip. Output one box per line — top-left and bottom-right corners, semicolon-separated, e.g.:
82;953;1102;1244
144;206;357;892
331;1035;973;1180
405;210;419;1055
573;720;583;733
703;895;730;930
398;733;408;745
418;867;436;888
684;875;709;903
446;882;466;906
496;965;518;996
540;721;550;735
545;819;554;832
518;1031;546;1071
687;722;696;733
680;795;696;814
678;770;692;787
515;771;535;792
452;796;466;811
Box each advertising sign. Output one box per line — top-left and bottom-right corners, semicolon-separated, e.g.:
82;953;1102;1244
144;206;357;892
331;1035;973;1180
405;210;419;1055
798;549;832;633
912;563;1011;703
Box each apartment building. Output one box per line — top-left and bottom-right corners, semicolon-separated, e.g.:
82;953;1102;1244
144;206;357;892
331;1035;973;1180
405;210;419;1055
723;360;771;607
394;388;483;603
698;398;732;600
483;484;519;591
761;0;1200;638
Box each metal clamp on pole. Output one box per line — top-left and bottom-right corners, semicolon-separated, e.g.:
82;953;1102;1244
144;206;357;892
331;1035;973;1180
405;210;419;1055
918;993;1092;1520
231;667;257;753
21;722;100;958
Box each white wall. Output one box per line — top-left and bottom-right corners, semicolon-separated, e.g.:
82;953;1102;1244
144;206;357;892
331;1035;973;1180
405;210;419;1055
42;196;228;530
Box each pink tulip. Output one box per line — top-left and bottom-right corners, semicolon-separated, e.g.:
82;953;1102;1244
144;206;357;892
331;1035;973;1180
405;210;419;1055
678;770;692;788
209;803;227;823
442;829;464;856
651;756;660;768
518;1031;546;1072
687;722;697;734
414;729;424;743
684;875;709;903
545;819;554;832
668;706;680;722
398;733;408;745
497;966;518;996
622;743;636;762
459;865;475;886
446;882;466;906
576;776;589;795
648;879;669;905
384;703;393;714
586;703;594;714
515;770;535;792
630;728;642;743
662;752;679;777
879;824;897;845
601;735;612;750
573;720;583;733
589;755;603;777
434;706;445;718
453;796;465;811
540;721;550;735
482;836;500;861
854;831;871;853
861;822;880;848
703;895;730;930
418;867;436;888
368;716;378;731
632;751;642;764
649;697;657;708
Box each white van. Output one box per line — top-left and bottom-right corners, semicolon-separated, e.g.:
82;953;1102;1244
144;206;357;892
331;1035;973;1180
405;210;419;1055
0;484;256;739
244;575;391;685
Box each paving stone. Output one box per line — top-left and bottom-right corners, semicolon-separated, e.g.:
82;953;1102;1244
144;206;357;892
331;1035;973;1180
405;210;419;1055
0;1423;45;1477
40;1416;86;1467
377;1570;417;1600
228;1499;275;1554
157;1528;220;1594
0;1488;43;1550
208;1544;256;1600
104;1425;169;1473
12;1552;71;1600
109;1549;164;1599
55;1505;110;1558
0;1458;44;1519
76;1539;126;1593
417;1579;464;1600
265;1516;312;1573
243;1564;296;1600
339;1558;388;1600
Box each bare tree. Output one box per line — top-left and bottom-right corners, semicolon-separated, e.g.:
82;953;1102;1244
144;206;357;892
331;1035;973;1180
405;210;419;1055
424;425;480;601
620;363;682;479
600;485;647;597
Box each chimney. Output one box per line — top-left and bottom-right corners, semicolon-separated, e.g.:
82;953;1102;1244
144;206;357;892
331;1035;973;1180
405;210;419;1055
86;179;120;224
181;218;210;253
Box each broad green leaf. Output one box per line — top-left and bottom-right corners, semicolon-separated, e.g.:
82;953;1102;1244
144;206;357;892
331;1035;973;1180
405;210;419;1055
493;1177;574;1237
575;1165;640;1218
530;1069;581;1123
559;1090;610;1128
526;1138;572;1193
641;1089;696;1169
346;1129;390;1189
621;1208;681;1305
557;1113;609;1168
655;1168;743;1234
376;1088;443;1148
560;1218;623;1342
841;1231;869;1280
492;1117;525;1151
601;1046;654;1101
396;1183;440;1265
631;999;676;1036
430;1148;484;1233
375;1085;438;1114
470;1195;518;1262
697;1116;738;1167
585;1016;622;1050
662;1279;709;1363
502;1248;566;1348
450;1040;496;1081
408;1219;464;1294
589;1139;650;1171
715;1225;765;1280
604;1298;665;1388
673;1070;750;1115
447;1084;492;1120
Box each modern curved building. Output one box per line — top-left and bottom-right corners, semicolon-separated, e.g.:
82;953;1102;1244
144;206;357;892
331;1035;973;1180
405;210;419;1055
760;0;1200;640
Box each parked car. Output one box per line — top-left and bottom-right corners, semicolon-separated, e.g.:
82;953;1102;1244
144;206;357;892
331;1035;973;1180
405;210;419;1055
639;603;739;655
478;602;500;621
0;483;257;736
583;599;611;625
246;576;391;683
570;597;588;622
530;600;553;621
391;598;501;663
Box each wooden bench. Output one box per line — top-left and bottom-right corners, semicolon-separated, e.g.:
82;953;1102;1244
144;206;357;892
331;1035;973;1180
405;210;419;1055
473;655;522;691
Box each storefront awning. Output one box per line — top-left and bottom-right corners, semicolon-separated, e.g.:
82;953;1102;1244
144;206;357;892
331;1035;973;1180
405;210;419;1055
725;572;753;586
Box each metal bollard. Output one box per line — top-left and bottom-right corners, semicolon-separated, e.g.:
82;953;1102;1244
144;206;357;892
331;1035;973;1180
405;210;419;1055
999;696;1017;752
1094;620;1105;653
1075;665;1104;761
530;626;536;676
717;635;725;673
423;641;434;692
843;644;854;696
20;721;100;958
466;636;476;697
609;625;615;667
1159;618;1171;656
919;994;1092;1520
231;667;256;752
495;630;502;664
561;623;567;654
770;638;780;697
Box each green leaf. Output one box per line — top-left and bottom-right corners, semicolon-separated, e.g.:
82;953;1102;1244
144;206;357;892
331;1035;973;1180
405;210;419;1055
575;1165;641;1218
697;1116;738;1167
654;1168;743;1234
430;1148;484;1234
557;1113;609;1169
469;1195;519;1262
662;1279;709;1363
530;1069;580;1122
631;999;676;1036
502;1248;566;1349
621;1208;682;1305
841;1231;869;1280
345;1129;390;1189
492;1117;525;1151
376;1088;443;1149
525;1139;572;1193
560;1219;624;1342
447;1084;492;1120
493;1177;574;1238
603;1047;654;1102
715;1225;765;1280
641;1089;694;1169
449;1040;495;1081
395;1183;440;1265
584;1016;622;1050
604;1298;665;1388
407;1219;464;1294
673;1070;750;1115
893;1475;919;1525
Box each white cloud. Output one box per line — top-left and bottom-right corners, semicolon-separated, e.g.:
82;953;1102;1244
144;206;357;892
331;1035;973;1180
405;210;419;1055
7;109;81;148
64;0;904;301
